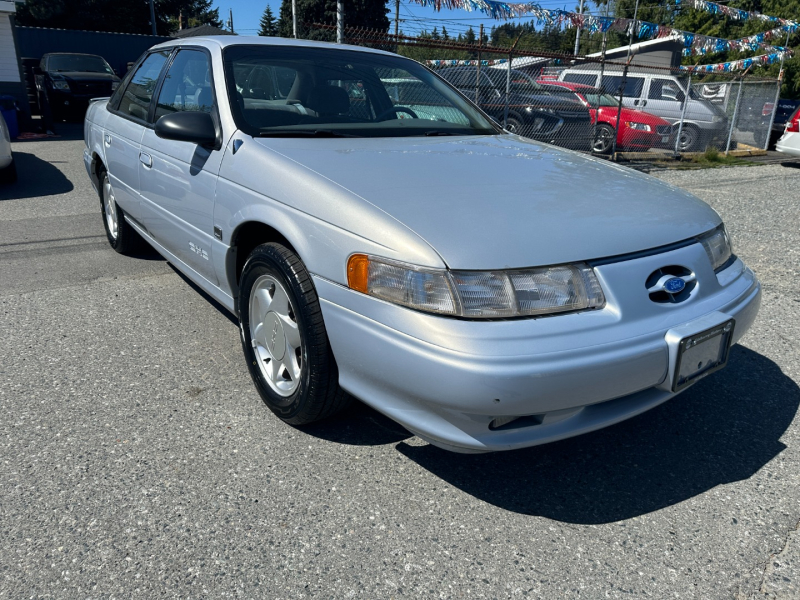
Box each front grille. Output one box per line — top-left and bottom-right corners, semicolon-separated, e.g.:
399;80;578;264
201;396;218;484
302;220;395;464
656;125;672;136
646;265;695;304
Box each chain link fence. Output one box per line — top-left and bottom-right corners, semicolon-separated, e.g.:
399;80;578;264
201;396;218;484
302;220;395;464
275;22;781;157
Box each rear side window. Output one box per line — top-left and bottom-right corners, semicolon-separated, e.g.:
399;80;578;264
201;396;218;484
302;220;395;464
600;75;644;98
563;72;596;86
154;49;214;121
117;50;170;121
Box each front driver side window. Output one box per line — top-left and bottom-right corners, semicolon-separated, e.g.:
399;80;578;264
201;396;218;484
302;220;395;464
154;49;215;122
117;50;170;121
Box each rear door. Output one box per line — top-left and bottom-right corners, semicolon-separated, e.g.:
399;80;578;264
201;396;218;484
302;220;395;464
597;74;645;111
138;48;223;285
102;50;171;220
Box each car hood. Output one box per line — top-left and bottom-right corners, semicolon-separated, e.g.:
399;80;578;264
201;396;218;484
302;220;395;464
255;134;720;270
50;71;119;83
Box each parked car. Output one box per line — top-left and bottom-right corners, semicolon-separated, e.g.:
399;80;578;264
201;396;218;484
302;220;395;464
437;66;591;150
765;99;800;148
35;53;121;121
84;37;761;453
0;111;15;184
776;106;800;157
556;67;729;151
537;80;674;154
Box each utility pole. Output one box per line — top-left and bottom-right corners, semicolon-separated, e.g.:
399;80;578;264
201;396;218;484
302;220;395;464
573;0;585;55
394;0;400;37
148;0;156;35
229;8;234;33
292;0;297;38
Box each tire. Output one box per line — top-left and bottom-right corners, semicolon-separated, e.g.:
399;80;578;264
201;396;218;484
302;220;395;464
504;117;524;136
678;125;700;152
592;124;615;154
238;242;350;425
0;159;16;184
99;169;141;254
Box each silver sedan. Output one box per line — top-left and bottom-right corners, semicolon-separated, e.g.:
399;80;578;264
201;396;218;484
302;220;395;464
83;37;760;453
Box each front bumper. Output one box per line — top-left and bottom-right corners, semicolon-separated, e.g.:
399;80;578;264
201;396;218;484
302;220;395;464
316;241;761;453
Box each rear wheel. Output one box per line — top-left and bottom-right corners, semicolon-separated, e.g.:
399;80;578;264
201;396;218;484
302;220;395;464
592;124;615;154
238;243;350;425
99;170;141;254
504;117;524;136
0;159;16;184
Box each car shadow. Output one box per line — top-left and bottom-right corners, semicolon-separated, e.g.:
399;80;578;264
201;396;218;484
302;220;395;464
0;151;74;200
391;346;798;523
298;400;414;446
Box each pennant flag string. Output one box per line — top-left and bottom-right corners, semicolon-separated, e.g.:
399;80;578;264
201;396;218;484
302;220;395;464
680;50;787;72
410;0;795;59
678;0;798;28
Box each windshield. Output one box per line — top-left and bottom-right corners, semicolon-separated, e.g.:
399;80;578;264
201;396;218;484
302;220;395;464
48;55;113;74
223;45;499;138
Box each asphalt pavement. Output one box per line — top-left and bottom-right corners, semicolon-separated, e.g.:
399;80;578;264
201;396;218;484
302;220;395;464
1;126;799;598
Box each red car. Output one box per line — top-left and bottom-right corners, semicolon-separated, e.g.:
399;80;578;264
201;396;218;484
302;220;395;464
540;80;675;154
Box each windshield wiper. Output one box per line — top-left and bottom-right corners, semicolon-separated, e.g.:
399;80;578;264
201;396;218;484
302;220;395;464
259;129;357;138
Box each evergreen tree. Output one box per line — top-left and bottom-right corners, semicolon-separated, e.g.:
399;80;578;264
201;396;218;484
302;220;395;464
278;0;390;40
259;5;279;35
15;0;221;34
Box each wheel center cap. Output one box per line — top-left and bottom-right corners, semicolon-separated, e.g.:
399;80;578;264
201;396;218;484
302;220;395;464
264;311;286;360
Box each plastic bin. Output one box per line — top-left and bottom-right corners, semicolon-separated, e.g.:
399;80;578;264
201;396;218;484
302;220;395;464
0;96;19;139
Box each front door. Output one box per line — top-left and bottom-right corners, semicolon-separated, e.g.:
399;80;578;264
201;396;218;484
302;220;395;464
102;50;171;220
139;48;223;285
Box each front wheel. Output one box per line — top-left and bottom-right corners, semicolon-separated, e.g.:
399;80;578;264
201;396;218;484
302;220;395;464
592;124;615;154
238;243;350;425
678;125;700;152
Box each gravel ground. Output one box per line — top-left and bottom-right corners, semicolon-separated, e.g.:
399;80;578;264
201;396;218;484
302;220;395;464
1;132;799;598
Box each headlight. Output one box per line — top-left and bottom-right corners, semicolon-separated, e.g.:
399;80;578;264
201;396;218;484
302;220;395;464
712;115;725;123
698;224;733;271
52;79;70;91
347;255;605;318
625;122;651;131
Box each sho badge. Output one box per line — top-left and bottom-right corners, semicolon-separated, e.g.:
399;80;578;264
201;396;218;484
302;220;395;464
189;242;209;260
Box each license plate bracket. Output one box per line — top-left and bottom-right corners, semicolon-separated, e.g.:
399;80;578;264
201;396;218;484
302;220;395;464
672;319;735;392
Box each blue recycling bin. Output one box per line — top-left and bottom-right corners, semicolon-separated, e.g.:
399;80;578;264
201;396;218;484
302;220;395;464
0;96;19;139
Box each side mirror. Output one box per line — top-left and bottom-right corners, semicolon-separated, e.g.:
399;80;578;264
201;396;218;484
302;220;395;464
155;111;217;148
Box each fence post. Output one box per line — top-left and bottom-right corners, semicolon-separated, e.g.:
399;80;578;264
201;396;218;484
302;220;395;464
725;77;745;155
292;0;297;38
673;73;691;156
612;0;639;160
336;0;343;43
475;24;483;105
504;33;524;130
764;34;790;150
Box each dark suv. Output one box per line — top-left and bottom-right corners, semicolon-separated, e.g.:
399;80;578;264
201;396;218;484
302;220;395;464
35;53;121;121
437;66;591;151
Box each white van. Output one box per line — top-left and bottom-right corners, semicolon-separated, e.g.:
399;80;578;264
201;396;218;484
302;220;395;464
556;67;729;151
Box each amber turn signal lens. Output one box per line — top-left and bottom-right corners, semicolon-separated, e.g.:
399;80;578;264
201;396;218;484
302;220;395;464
347;254;370;293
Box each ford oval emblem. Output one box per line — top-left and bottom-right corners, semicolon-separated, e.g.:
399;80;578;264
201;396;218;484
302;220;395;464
664;277;687;294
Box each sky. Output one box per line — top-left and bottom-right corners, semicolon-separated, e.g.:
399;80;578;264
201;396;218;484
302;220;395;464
211;0;592;39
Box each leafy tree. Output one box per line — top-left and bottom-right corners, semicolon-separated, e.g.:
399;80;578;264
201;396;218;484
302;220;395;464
259;5;279;35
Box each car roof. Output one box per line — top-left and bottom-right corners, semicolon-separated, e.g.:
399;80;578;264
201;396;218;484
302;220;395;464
149;35;398;59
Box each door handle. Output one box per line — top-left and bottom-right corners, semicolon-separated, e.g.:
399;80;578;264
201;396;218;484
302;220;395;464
139;152;152;168
641;100;647;107
104;134;111;145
